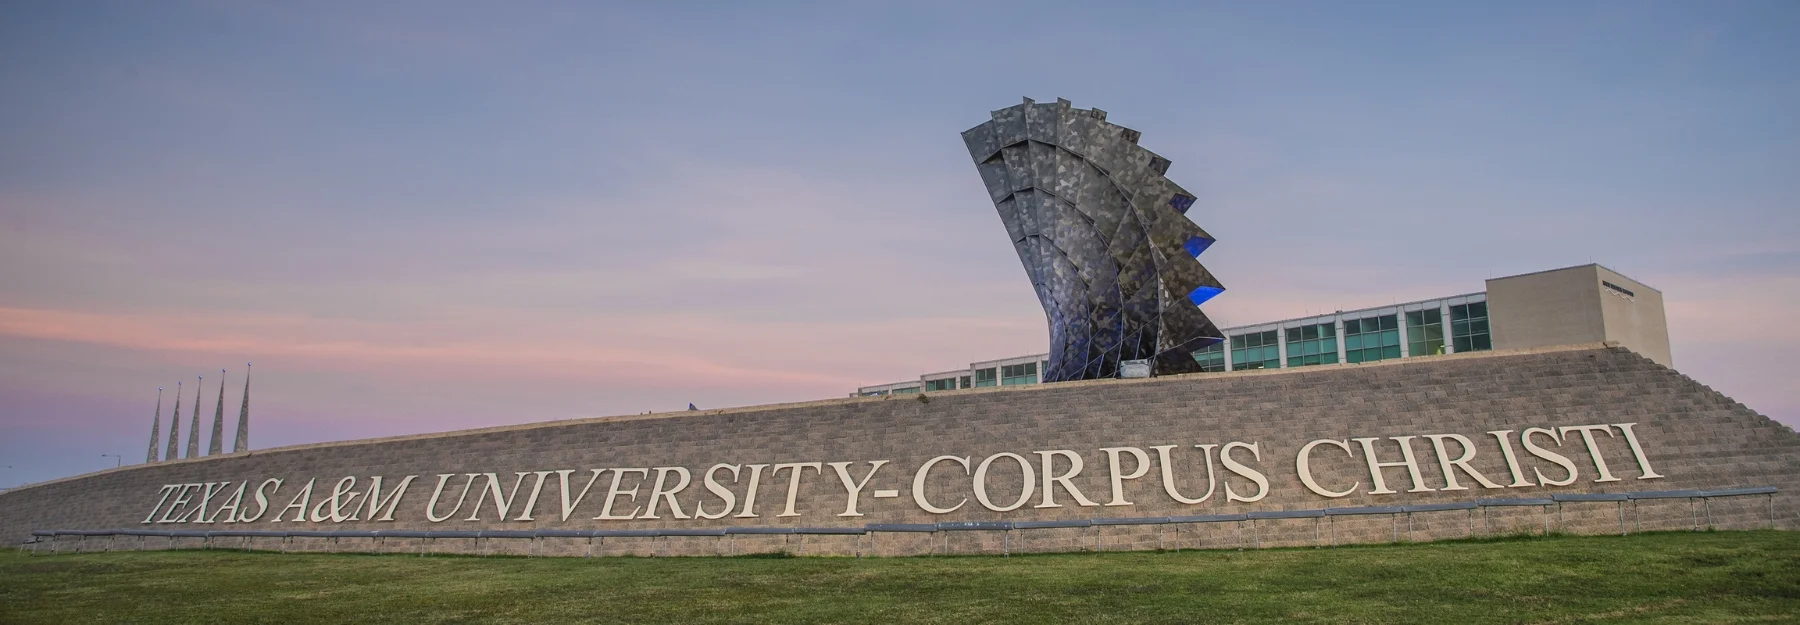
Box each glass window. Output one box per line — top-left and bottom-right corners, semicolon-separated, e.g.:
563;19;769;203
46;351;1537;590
1344;314;1400;364
924;378;957;392
1230;330;1280;370
1450;302;1492;353
959;375;972;389
891;386;920;395
1285;322;1338;367
1406;309;1446;356
1192;341;1227;372
974;368;997;387
1001;362;1039;385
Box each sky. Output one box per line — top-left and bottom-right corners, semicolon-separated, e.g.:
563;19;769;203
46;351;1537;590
1;1;1796;487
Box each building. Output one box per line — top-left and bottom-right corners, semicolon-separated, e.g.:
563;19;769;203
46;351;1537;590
854;263;1670;396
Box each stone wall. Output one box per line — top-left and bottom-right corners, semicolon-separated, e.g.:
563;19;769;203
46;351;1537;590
4;343;1797;555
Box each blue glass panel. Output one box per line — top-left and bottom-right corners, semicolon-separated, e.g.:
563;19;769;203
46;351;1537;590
1188;285;1223;306
1169;194;1196;214
1183;235;1214;257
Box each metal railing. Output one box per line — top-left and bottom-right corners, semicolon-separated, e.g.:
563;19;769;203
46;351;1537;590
20;486;1779;557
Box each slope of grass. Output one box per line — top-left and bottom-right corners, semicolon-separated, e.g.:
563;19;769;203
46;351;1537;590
3;531;1798;624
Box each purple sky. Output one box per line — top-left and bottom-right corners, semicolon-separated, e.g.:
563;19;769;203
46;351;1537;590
2;1;1797;486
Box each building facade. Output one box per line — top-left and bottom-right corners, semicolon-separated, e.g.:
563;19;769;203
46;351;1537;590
855;263;1670;396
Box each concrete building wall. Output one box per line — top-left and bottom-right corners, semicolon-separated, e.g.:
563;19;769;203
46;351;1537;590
1487;265;1608;353
2;344;1795;555
1594;266;1673;367
1488;265;1672;367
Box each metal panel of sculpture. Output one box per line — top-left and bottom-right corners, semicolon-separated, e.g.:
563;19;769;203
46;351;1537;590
962;98;1225;381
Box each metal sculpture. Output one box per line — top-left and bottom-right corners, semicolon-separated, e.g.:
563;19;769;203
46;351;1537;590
962;98;1225;381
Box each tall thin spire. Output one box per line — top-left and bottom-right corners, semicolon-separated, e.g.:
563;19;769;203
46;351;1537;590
166;381;182;461
146;387;163;463
209;368;226;456
233;362;251;453
185;376;202;458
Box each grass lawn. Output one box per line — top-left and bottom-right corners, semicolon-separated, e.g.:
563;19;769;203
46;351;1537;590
2;530;1797;624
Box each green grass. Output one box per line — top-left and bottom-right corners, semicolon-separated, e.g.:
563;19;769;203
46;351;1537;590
3;531;1798;624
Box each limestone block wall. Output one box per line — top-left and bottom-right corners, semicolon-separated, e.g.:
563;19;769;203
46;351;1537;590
4;343;1797;556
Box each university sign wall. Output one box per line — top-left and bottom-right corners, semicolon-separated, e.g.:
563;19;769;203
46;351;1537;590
135;421;1666;528
3;344;1798;554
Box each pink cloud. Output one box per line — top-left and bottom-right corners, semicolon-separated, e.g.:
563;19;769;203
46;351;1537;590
0;305;1044;394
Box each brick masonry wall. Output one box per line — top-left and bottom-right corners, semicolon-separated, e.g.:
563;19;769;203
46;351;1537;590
5;343;1798;556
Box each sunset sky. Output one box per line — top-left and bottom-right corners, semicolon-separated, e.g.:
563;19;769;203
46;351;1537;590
2;1;1796;486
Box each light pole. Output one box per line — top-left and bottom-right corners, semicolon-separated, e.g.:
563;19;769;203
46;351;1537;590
101;454;121;468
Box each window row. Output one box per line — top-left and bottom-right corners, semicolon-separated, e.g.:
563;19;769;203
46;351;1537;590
1406;309;1446;356
1285;322;1338;367
923;376;972;392
1451;302;1492;352
1194;341;1227;373
1001;362;1040;386
1344;314;1401;364
1231;330;1280;370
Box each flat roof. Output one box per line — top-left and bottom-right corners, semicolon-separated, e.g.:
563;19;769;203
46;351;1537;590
1487;263;1663;294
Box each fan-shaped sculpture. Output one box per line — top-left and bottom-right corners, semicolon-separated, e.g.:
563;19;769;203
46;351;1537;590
962;98;1225;381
